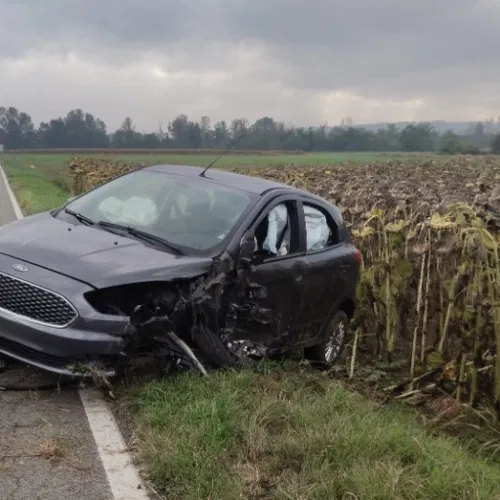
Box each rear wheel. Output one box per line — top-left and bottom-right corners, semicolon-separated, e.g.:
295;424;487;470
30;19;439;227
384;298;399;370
304;310;349;367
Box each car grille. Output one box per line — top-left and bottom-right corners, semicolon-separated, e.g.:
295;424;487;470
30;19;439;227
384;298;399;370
0;272;77;327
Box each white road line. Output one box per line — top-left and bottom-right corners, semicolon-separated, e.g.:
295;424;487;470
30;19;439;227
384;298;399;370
79;388;149;500
0;162;149;500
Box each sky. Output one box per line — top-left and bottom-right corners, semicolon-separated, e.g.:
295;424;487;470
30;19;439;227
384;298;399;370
1;0;499;132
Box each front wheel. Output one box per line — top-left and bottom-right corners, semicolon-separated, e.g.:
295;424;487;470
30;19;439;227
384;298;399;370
304;310;349;367
190;325;239;368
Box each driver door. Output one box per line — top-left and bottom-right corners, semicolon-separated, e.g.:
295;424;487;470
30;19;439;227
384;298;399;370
233;197;305;350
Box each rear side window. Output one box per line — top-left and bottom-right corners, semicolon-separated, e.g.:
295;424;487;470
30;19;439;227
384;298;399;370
303;203;339;252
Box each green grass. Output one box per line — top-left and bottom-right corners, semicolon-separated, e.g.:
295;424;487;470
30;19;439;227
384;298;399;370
125;365;500;500
2;151;426;170
0;154;71;214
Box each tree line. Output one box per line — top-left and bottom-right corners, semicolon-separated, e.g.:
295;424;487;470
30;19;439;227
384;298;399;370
1;105;500;153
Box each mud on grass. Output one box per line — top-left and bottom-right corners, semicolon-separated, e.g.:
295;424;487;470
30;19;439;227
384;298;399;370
121;363;500;500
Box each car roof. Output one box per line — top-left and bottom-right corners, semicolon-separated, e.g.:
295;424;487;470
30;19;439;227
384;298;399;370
144;164;294;195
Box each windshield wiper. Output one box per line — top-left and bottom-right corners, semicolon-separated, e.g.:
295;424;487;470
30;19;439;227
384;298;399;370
64;208;95;226
96;221;184;255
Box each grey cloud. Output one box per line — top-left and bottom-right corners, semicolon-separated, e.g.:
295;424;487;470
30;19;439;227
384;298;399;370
3;1;498;61
1;0;500;127
1;0;211;57
242;1;500;93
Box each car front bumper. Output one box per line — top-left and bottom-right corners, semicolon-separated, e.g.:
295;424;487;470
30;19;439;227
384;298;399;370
0;311;126;377
0;252;130;377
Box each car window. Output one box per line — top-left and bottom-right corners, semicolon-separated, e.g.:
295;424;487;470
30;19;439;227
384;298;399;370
253;202;295;258
64;169;252;251
303;203;338;252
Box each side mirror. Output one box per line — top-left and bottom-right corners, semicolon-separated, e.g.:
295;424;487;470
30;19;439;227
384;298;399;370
238;233;255;268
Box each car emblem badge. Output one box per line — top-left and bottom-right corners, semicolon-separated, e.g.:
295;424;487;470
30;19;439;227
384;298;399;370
12;264;28;272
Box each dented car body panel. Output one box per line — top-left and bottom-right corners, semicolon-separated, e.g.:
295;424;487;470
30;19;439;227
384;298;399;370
0;212;215;288
0;164;360;376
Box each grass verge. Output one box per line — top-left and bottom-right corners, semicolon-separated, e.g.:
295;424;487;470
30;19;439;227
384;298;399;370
123;364;500;500
0;155;69;214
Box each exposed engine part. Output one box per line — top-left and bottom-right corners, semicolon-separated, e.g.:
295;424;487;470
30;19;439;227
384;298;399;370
97;251;275;375
154;331;208;376
60;248;277;378
226;340;268;360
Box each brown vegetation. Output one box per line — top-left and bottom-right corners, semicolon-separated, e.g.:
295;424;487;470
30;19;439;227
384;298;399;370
68;155;500;408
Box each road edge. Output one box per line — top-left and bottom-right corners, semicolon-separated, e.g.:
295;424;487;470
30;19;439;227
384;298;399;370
0;162;149;500
0;163;24;220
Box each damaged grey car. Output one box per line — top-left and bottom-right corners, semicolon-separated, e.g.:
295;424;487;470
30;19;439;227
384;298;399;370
0;164;361;376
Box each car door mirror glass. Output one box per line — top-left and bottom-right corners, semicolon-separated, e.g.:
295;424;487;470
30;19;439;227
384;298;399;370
239;233;256;264
239;233;270;266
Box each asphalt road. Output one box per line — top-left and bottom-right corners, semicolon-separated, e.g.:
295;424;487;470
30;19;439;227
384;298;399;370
0;169;17;226
0;170;114;500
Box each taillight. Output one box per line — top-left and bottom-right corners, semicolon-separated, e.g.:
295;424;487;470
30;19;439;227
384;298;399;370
353;248;362;266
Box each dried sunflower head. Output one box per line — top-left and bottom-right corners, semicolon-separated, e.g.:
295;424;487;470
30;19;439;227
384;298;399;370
427;213;457;231
352;226;374;239
411;242;429;256
384;220;406;233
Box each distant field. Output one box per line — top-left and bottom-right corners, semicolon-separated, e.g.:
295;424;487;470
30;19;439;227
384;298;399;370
0;150;433;213
7;148;436;157
1;150;431;170
0;151;434;214
8;148;309;155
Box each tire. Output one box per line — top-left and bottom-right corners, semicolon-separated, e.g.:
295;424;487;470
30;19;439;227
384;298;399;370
304;310;349;367
191;326;238;368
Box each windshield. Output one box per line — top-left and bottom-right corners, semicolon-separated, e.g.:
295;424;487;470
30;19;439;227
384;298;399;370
63;169;253;251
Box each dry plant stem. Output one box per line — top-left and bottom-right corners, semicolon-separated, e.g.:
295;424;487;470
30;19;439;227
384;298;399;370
457;354;467;402
349;327;360;379
437;257;445;341
438;290;455;355
381;221;395;361
420;233;432;363
470;304;481;406
410;254;426;388
469;225;500;407
487;256;500;408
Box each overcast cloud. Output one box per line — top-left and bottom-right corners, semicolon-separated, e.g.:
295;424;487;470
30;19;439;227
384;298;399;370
1;0;499;131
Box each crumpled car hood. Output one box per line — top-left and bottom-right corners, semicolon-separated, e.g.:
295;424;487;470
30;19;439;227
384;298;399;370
0;212;213;288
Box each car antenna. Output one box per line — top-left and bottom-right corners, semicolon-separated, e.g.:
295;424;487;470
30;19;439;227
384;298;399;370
199;133;246;177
